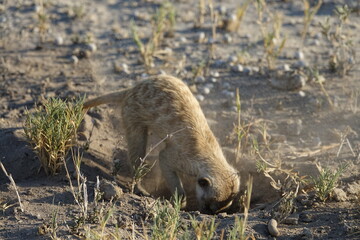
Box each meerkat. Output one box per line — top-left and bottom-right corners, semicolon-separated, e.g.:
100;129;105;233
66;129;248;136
83;75;240;213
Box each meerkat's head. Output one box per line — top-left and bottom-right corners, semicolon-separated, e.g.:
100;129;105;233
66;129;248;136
195;167;240;214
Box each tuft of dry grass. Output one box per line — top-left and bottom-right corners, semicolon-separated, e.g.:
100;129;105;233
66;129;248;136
24;97;85;175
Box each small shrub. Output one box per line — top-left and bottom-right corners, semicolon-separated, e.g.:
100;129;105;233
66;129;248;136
24;97;85;175
312;163;347;202
150;192;182;240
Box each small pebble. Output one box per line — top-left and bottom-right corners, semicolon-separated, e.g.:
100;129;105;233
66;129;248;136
179;36;187;43
100;180;123;201
268;219;280;237
210;71;219;77
298;91;306;97
217;5;227;15
70;55;79;64
87;43;97;52
204;83;214;89
202;87;210;95
232;64;244;72
301;227;313;240
295;50;305;60
195;76;206;83
293;60;308;69
300;212;313;223
55;36;63;45
279;64;291;72
210;77;217;83
121;63;131;74
243;66;252;75
198;32;206;43
283;213;299;225
224;33;232;43
252;66;259;73
196;94;205;102
333;188;347;202
222;90;235;98
228;55;238;63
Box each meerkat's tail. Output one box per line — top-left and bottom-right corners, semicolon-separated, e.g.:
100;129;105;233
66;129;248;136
83;90;128;109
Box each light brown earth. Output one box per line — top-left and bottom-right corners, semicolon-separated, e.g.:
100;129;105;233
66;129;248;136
0;0;359;239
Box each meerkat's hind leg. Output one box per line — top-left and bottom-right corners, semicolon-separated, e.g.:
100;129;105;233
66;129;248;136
124;123;150;196
159;147;187;208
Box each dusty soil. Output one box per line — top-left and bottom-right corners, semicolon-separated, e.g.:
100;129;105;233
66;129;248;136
1;0;360;239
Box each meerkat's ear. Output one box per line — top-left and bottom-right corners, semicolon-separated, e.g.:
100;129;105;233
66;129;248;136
198;177;211;188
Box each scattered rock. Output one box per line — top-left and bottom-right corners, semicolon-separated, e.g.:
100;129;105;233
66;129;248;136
300;212;313;223
55;36;63;45
228;55;238;64
295;50;305;60
196;94;205;102
70;55;79;64
86;43;97;52
346;181;360;196
195;76;206;83
222;14;238;32
298;91;306;97
179;36;187;43
283;213;299;225
293;60;308;69
224;33;232;43
243;66;252;75
333;188;348;202
100;179;123;201
232;64;244;72
210;71;219;77
301;227;314;240
268;219;280;237
278;64;291;72
198;32;206;43
201;87;210;95
269;71;306;91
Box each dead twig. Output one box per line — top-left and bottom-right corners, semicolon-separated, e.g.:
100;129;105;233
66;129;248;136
0;162;24;212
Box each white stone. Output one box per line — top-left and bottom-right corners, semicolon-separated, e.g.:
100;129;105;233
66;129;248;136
196;94;205;102
71;55;79;64
198;32;206;43
232;64;244;72
87;43;97;52
202;87;210;95
295;50;305;60
55;36;63;45
195;76;206;83
224;34;232;43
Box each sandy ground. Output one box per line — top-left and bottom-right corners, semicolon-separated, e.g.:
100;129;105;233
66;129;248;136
1;0;360;239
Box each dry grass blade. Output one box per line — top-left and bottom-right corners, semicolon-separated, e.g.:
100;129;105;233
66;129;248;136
0;162;24;212
228;176;253;240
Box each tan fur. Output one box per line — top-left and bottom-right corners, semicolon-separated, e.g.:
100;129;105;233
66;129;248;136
84;75;240;213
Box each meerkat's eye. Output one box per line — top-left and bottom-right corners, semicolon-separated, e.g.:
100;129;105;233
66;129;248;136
198;178;211;188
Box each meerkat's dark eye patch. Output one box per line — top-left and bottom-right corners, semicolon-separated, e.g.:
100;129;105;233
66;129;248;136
198;177;211;188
